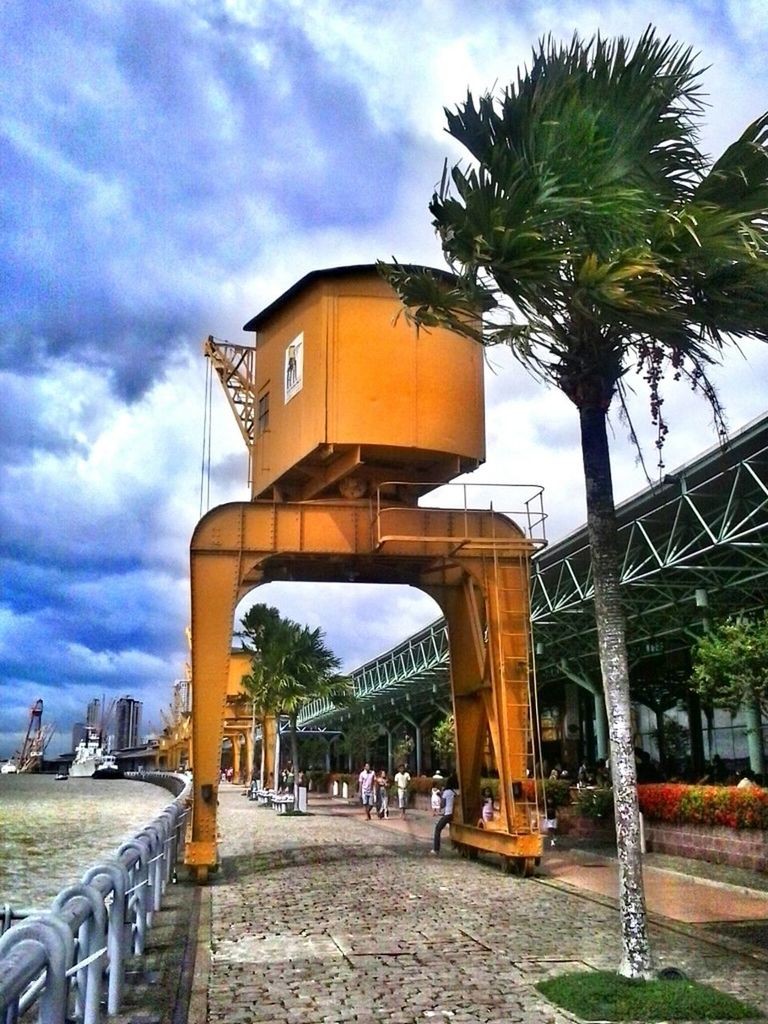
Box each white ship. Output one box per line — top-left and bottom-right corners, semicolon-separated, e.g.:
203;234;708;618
70;731;121;778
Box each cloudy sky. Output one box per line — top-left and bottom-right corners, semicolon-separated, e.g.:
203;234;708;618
2;0;768;760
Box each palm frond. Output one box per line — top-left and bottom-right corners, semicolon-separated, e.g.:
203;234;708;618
695;112;768;216
384;25;767;429
378;260;491;342
236;607;343;717
690;262;768;342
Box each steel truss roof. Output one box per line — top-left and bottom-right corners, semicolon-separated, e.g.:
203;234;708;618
531;413;768;680
297;618;450;728
299;412;768;724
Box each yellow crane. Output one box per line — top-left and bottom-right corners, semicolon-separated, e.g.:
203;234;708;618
187;265;545;879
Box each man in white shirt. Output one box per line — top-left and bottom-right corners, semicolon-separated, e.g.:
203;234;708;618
430;776;457;855
358;762;376;820
394;763;411;819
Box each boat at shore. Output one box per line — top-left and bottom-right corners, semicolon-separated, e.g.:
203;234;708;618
92;754;123;780
70;732;123;779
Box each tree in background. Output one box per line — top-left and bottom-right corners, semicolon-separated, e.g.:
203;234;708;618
659;718;691;775
240;604;349;778
631;672;689;775
431;713;456;772
691;613;768;777
339;707;380;767
381;28;768;977
393;732;415;769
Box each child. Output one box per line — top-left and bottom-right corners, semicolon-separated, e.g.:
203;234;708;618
543;796;558;847
478;786;494;827
430;782;442;816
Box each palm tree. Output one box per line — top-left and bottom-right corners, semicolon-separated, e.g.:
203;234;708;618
240;604;348;781
264;617;346;779
240;604;284;783
380;28;768;978
240;663;273;785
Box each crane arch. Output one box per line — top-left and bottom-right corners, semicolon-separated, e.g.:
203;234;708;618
187;495;543;880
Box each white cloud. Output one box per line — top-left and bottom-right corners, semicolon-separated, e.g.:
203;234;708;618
2;0;767;758
236;583;442;674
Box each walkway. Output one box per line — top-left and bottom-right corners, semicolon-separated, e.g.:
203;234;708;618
186;790;768;1024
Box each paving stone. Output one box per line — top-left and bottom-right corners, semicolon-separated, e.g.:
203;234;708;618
190;791;768;1024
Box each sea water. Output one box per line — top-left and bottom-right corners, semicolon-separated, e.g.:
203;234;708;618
0;774;171;908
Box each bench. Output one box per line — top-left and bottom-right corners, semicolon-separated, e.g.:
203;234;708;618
249;786;302;813
248;786;276;806
272;793;295;814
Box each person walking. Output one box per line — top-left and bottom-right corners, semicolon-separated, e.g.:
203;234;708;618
358;762;376;820
394;763;411;819
543;794;558;848
375;769;390;818
431;775;457;855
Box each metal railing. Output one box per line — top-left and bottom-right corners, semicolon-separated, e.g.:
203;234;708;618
0;772;191;1024
374;480;548;551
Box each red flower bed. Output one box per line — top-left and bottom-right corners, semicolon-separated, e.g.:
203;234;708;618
638;783;768;831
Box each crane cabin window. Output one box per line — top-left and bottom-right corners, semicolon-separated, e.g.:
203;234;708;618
257;391;270;435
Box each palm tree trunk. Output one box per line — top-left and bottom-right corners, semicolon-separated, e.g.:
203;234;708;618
580;404;653;979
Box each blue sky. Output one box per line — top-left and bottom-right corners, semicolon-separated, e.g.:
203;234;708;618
2;0;768;759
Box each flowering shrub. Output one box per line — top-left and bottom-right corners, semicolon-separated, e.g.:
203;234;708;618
411;774;441;795
522;778;572;808
329;772;441;795
638;783;768;831
573;787;614;819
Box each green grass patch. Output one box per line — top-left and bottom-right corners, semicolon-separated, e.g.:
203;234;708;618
536;970;762;1021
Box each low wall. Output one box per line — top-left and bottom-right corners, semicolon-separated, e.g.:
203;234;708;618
126;770;188;798
562;813;616;843
560;809;768;872
645;821;768;872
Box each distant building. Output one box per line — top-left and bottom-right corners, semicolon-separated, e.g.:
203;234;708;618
71;722;87;749
86;698;101;729
114;696;142;751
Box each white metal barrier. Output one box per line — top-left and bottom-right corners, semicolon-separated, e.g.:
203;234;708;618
0;772;191;1024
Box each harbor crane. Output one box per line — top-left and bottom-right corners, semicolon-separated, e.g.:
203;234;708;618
17;699;55;772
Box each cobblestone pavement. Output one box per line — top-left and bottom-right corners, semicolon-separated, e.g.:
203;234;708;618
190;790;768;1024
